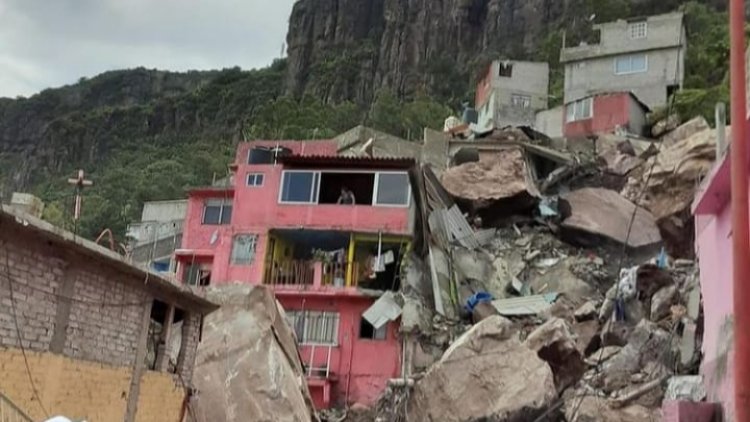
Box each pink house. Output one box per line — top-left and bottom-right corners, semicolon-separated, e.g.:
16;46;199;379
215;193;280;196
692;123;748;420
176;140;414;408
563;92;649;138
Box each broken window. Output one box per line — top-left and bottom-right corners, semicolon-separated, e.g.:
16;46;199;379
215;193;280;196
359;318;387;340
374;173;410;206
566;98;593;122
280;171;319;203
286;310;339;345
202;199;232;225
318;172;375;205
231;234;258;265
628;21;647;39
246;173;264;187
498;62;513;77
614;54;647;75
511;94;532;109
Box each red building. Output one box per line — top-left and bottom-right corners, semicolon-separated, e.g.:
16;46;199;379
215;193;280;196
176;140;413;408
563;92;649;138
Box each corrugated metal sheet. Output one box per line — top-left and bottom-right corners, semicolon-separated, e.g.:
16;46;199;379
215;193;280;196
444;205;480;249
362;291;403;329
491;293;559;316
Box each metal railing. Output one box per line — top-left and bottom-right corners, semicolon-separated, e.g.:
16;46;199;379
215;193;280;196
0;391;33;422
263;260;315;286
305;344;333;379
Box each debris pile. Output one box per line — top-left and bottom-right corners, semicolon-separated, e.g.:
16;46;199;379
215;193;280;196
342;124;708;421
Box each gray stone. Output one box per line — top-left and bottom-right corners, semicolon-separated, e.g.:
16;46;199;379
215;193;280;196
650;285;679;321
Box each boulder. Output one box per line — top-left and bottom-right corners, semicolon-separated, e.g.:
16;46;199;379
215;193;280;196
560;188;662;250
659;116;710;148
564;395;661;421
575;300;598;322
651;285;679;321
192;285;317;422
525;318;587;390
407;316;556;422
652;113;682;138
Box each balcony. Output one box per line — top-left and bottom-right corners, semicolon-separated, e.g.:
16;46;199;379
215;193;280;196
263;260;361;289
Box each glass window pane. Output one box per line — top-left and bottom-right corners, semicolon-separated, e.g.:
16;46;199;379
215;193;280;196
231;234;256;264
203;205;221;224
220;205;232;224
615;57;630;74
376;173;410;205
631;55;647;72
566;104;576;122
281;172;316;203
582;98;591;118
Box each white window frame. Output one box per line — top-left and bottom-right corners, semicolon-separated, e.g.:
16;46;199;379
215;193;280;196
628;21;648;39
246;173;264;187
286;310;340;346
202;199;232;225
614;54;648;75
511;94;532;109
230;234;258;265
566;98;593;123
278;170;320;204
278;170;411;208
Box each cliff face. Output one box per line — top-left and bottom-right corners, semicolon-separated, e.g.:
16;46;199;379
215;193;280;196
284;0;713;105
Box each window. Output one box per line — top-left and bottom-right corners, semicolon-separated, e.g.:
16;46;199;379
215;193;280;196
629;21;647;39
183;263;211;286
374;173;410;206
247;173;264;187
286;310;339;345
231;234;258;265
202;199;232;225
498;62;513;77
566;98;593;122
280;171;319;203
511;94;532;108
359;319;387;340
614;54;647;75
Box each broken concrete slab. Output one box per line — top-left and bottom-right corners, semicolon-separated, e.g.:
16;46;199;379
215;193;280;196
525;318;586;390
527;257;594;306
650;285;679;322
664;375;707;401
192;284;317;422
560;188;662;250
407;316;556;422
491;293;559;316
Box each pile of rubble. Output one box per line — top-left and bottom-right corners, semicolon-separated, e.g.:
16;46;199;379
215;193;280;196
346;119;715;421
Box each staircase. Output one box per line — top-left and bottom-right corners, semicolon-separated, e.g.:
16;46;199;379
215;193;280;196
0;391;32;422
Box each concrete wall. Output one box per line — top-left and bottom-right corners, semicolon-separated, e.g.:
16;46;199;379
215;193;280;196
627;95;648;135
535;106;564;138
495;103;538;128
0;219;204;421
141;200;187;222
277;293;401;408
179;140;412;286
488;61;549;110
562;12;685;108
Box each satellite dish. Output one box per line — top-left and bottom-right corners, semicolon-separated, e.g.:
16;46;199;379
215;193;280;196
210;230;219;245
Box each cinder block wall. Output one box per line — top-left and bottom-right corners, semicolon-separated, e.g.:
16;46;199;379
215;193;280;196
0;221;197;421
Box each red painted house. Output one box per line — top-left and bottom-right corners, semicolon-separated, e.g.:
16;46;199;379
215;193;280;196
563;92;649;138
176;140;414;409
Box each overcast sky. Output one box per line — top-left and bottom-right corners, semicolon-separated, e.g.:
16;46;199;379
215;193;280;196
0;0;295;98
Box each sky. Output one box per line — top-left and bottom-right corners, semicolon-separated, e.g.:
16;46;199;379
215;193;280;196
0;0;295;98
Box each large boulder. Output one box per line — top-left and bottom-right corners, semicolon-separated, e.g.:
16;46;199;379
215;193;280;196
564;395;661;421
191;285;317;422
407;316;556;421
560;188;662;250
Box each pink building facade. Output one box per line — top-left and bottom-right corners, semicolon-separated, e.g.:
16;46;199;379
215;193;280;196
692;122;749;420
176;140;414;408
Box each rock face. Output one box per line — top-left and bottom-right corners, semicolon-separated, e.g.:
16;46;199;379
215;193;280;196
191;284;317;422
407;315;556;421
284;0;689;104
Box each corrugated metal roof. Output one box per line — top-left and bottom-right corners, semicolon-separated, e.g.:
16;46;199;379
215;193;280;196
362;291;403;329
278;155;415;169
491;293;559;316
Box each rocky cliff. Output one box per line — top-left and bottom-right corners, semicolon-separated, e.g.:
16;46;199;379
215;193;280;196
284;0;721;105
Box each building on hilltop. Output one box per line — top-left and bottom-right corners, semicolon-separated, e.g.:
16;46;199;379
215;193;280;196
474;60;550;130
126;199;187;273
176;139;414;409
560;12;686;110
0;204;218;422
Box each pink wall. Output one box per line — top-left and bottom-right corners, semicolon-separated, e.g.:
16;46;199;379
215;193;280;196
277;293;402;407
564;93;632;138
177;140;412;286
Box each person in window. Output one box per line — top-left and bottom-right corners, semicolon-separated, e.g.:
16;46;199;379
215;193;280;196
337;186;356;205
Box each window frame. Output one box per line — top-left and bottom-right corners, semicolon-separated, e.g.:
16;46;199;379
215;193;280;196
278;170;411;208
511;93;532;109
246;173;265;187
278;170;320;204
201;199;232;225
286;310;340;346
230;234;258;265
566;98;593;123
372;172;412;208
628;21;648;40
614;54;648;75
359;318;388;341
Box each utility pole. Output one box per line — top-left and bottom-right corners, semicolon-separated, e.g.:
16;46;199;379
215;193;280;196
729;0;750;418
67;169;93;231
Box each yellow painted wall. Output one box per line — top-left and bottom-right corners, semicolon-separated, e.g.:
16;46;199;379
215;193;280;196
0;348;185;422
